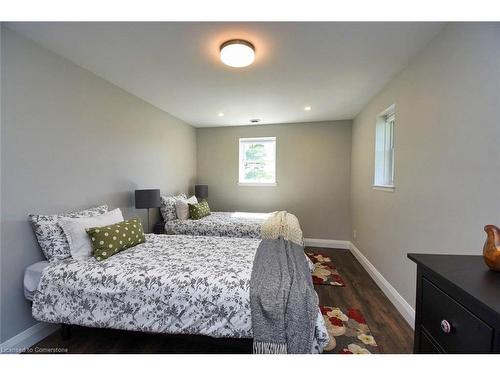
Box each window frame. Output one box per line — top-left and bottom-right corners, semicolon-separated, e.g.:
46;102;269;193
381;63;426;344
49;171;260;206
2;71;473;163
238;136;277;187
373;105;396;192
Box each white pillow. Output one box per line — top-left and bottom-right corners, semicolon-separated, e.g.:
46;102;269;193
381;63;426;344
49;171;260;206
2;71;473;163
60;208;124;260
175;195;198;220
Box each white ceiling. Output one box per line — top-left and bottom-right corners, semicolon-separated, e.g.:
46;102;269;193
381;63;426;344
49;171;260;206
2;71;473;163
7;22;444;127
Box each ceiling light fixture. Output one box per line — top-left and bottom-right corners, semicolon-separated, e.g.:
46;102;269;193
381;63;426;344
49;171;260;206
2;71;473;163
218;112;224;117
220;39;255;68
304;106;312;111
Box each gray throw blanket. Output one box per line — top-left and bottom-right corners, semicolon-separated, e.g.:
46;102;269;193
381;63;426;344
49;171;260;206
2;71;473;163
250;237;319;354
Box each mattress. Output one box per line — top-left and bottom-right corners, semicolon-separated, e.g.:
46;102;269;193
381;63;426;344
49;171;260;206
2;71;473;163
165;211;270;238
24;260;50;301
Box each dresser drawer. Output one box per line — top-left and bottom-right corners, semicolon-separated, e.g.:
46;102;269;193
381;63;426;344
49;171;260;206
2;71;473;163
421;278;493;353
419;328;443;353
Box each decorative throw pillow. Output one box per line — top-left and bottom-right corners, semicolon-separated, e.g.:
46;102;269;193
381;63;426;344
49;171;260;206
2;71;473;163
86;217;145;261
160;193;187;221
60;208;124;260
188;200;211;220
175;195;198;220
29;205;108;262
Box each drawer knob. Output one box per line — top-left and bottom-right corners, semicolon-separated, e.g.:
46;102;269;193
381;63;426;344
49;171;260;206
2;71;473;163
441;319;452;334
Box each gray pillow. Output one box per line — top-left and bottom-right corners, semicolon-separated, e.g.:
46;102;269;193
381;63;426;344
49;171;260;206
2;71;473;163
29;205;108;262
160;194;187;222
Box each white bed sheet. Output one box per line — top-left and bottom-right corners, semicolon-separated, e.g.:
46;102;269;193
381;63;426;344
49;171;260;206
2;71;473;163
24;260;50;301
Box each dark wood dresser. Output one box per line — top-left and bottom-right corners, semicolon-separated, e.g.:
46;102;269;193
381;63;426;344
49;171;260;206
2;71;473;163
408;253;500;353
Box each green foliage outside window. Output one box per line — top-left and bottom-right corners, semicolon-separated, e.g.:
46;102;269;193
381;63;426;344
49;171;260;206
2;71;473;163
244;144;272;181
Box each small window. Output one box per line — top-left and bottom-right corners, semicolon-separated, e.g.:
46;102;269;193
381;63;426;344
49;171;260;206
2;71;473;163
374;105;395;191
239;137;276;186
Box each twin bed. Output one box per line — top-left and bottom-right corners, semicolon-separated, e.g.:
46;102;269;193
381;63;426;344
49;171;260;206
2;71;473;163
160;193;270;238
26;196;329;353
164;211;270;238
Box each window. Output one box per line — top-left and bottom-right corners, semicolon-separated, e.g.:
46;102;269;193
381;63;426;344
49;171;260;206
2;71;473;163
374;105;395;191
239;137;276;186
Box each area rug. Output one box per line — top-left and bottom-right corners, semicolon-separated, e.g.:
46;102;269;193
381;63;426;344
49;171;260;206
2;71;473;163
306;251;332;264
306;251;346;287
320;306;380;354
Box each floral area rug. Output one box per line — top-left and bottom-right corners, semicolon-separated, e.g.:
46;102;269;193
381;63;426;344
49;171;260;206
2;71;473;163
320;306;380;354
306;251;346;287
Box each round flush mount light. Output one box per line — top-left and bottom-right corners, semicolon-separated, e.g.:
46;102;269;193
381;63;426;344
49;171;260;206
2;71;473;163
220;39;255;68
304;106;312;111
218;112;225;117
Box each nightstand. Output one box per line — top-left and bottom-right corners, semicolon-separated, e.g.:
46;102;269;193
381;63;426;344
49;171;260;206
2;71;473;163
153;220;166;234
408;253;500;353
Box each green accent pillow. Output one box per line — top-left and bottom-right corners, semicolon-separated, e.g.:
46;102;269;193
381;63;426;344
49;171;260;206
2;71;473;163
86;217;145;261
189;200;211;220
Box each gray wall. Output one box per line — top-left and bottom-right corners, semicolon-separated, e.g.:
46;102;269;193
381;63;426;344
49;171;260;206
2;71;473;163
197;121;352;240
0;28;197;342
350;23;500;311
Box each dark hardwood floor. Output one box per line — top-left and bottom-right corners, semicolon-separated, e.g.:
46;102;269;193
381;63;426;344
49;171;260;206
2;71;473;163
311;247;414;353
27;247;413;354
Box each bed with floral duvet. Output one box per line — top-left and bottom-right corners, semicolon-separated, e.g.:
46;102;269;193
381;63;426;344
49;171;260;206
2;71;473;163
160;194;271;238
32;234;329;353
164;211;270;238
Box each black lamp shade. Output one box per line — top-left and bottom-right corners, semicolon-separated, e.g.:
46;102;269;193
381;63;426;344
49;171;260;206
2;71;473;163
135;189;161;209
195;185;208;200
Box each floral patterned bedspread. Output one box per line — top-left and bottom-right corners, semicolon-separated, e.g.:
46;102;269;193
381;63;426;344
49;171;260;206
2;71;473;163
32;234;328;352
165;212;270;238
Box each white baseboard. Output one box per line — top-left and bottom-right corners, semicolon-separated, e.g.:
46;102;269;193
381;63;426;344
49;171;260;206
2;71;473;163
349;242;415;328
304;238;350;249
0;322;58;354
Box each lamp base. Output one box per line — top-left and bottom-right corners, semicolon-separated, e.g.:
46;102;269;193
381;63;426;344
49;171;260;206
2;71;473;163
146;208;150;234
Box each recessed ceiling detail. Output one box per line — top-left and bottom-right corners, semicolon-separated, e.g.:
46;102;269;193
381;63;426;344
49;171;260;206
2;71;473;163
6;22;445;127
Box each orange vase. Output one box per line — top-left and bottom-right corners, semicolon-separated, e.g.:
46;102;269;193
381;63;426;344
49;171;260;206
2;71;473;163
483;225;500;272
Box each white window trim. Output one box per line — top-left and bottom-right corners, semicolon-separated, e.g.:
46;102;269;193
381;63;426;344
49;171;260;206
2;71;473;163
239;136;276;143
373;104;395;192
238;182;278;187
372;185;395;192
238;137;277;186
